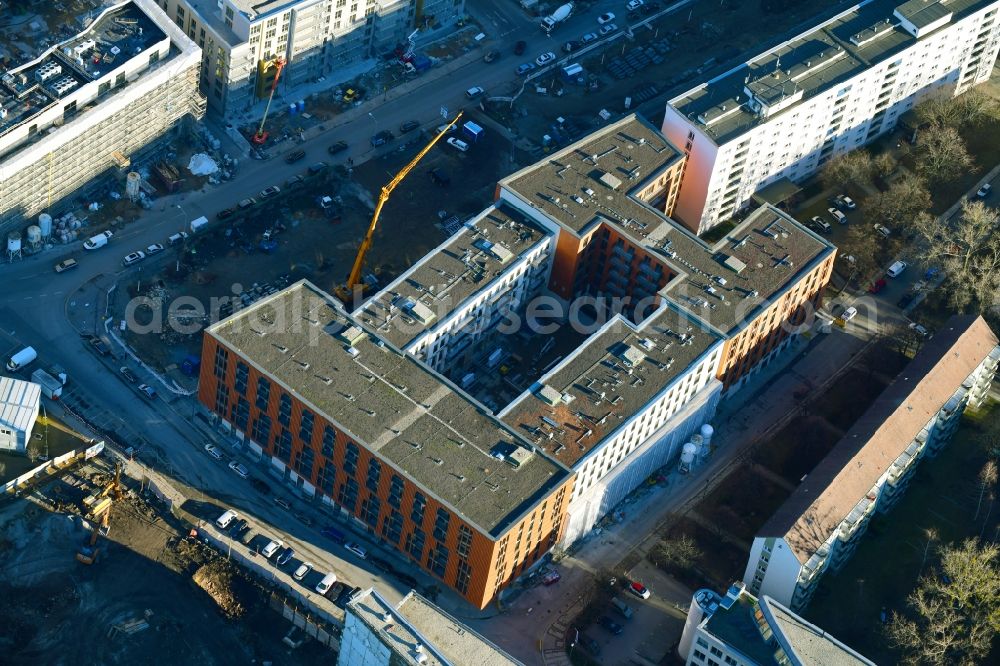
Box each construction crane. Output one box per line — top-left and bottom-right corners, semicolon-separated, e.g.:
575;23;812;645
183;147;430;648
77;462;125;565
252;58;286;145
335;111;464;306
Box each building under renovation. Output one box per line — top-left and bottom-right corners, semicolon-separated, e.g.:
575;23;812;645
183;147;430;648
0;0;204;236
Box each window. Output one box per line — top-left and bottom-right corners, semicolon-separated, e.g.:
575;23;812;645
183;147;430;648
255;377;271;410
428;544;449;577
321;426;336;458
406;528;426;560
235;362;249;395
149;51;159;65
382;510;404;544
278;394;292;427
388;475;405;509
710;647;723;657
433;508;450;542
276;429;292;462
318;462;336;494
693;650;706;662
214;346;229;380
299;409;314;443
411;492;426;525
251;414;272;444
344;442;359;476
214;384;230;414
337;478;359;512
456;560;472;594
724;657;737;666
457;525;473;558
233;397;250;430
361;495;381;527
366;458;382;493
295;445;314;478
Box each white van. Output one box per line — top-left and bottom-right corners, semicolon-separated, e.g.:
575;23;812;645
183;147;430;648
215;509;238;529
261;539;283;558
886;260;908;278
316;572;338;595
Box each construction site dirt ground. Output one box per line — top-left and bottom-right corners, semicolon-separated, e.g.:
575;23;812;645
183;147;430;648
118;117;522;376
0;461;329;666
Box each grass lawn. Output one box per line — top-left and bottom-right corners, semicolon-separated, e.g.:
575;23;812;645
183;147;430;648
658;516;750;591
805;401;1000;664
697;468;793;543
752;415;844;485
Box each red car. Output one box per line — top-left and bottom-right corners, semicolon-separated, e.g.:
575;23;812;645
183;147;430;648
629;581;651;599
867;278;886;294
541;570;561;586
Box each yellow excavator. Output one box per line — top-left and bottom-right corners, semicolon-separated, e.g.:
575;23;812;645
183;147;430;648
77;462;125;565
334;111;464;308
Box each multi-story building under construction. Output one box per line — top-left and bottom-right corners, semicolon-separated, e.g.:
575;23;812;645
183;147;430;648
0;0;204;236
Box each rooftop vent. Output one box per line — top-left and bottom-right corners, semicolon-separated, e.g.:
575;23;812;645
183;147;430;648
507;446;534;468
614;344;645;368
599;171;623;190
722;255;748;274
537;384;562;406
335;325;365;346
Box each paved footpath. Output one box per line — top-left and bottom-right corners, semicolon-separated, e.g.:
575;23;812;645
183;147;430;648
469;325;874;665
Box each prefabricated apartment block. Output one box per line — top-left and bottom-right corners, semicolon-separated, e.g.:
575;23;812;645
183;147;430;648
0;0;205;235
745;315;1000;611
663;0;1000;233
155;0;465;118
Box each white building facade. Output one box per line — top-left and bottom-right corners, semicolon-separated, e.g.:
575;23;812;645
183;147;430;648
0;0;204;235
0;377;41;454
157;0;465;118
663;0;1000;233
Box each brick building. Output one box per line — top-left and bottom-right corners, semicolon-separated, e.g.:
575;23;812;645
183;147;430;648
198;281;573;608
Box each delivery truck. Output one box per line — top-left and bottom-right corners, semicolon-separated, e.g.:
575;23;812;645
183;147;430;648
540;3;573;34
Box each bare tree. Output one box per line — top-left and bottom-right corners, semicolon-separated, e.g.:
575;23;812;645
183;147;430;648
920;527;940;576
648;534;702;571
906;203;1000;311
820;150;874;191
975;460;998;522
886;539;1000;665
873;152;897;181
25;438;41;463
914;123;975;184
914;89;999;130
843;224;879;279
865;175;932;229
915;96;966;130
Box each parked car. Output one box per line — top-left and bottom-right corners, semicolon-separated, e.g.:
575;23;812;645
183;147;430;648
629;581;651;599
514;40;527;55
873;224;891;238
327;140;348;155
597;12;616;24
238;197;257;209
344;542;367;559
259;185;281;198
54;258;78;273
562;40;581;53
216;208;235;220
447;137;470;152
868;278;887;294
274;497;292;510
308;162;328;174
276;546;295;566
436;123;458;135
808;216;832;233
167;231;189;245
122;251;145;267
483;49;500;63
395;572;419;588
841;306;858;322
285;149;306;164
535;51;556;66
204;443;223;460
316;572;338;595
229;518;248;537
295;512;314;527
542;570;561;586
581;32;599;44
119;366;138;384
370;130;394;147
516;62;536;76
627;0;645;11
88;336;110;356
294;562;313;581
145;243;165;256
976;183;992;198
599;23;618;35
909;322;929;337
229;460;249;479
261;539;283;559
322;526;346;544
370;556;395;574
138;383;157;399
581;634;601;656
886;260;908;278
598;616;624;635
833;194;857;210
827;207;848;224
897;292;916;309
285;174;305;187
399;120;420;133
465;86;485;99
